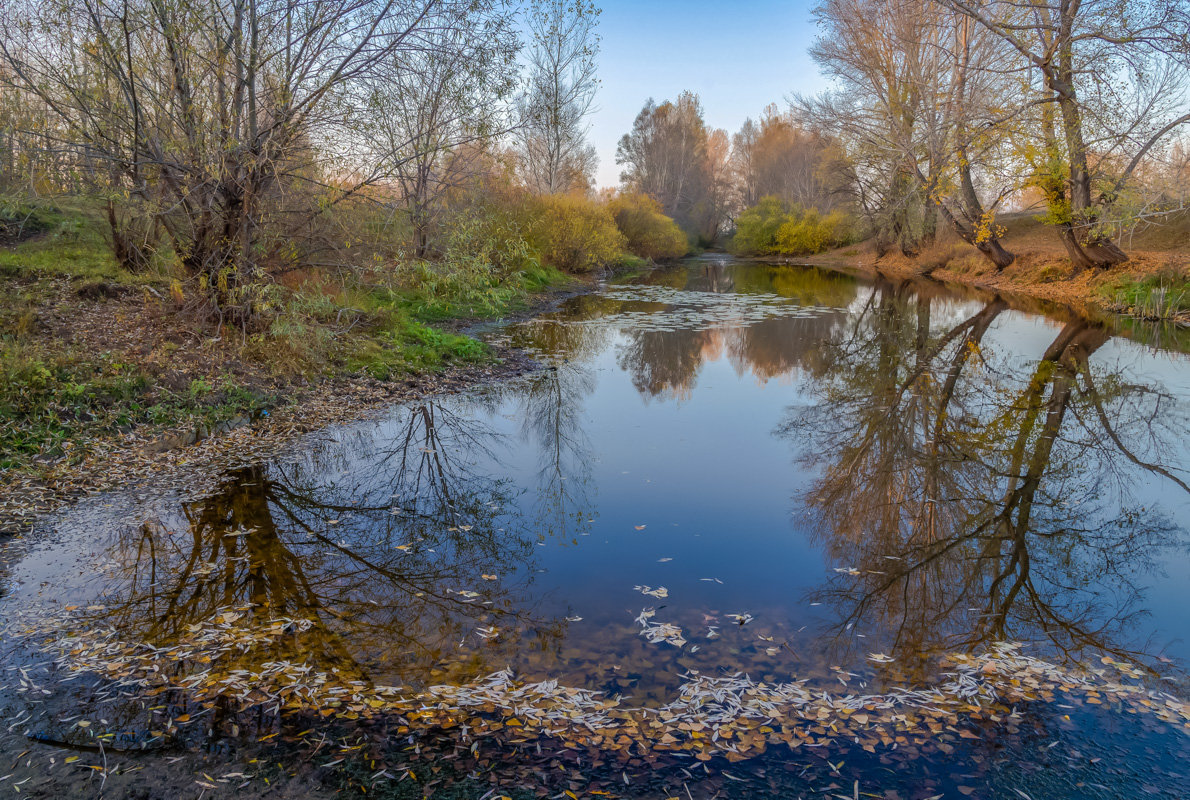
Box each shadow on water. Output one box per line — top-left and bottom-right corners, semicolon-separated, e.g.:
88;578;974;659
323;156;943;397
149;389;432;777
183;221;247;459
2;259;1190;798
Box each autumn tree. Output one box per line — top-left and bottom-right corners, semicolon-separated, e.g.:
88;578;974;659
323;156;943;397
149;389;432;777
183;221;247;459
804;0;939;256
616;91;727;244
607;192;687;260
516;0;601;195
730;104;846;213
942;0;1190;269
700;127;734;238
0;66;65;196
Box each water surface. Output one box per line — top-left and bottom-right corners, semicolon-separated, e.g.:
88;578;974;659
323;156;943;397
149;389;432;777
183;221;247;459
2;257;1190;798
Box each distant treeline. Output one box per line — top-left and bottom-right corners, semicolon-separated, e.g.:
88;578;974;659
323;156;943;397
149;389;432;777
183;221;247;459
615;0;1190;270
1;0;1186;330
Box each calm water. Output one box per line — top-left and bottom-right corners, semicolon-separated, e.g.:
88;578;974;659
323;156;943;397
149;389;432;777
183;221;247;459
3;257;1190;798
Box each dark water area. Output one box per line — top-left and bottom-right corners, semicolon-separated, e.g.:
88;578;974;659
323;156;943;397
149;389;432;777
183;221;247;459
2;257;1190;798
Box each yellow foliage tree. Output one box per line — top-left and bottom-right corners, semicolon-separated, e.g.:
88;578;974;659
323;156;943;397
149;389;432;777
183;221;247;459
607;193;688;261
525;195;627;273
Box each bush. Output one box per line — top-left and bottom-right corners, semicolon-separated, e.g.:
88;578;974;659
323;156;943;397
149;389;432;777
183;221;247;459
607;193;688;261
524;195;628;273
732;196;856;257
775;209;829;255
731;196;788;255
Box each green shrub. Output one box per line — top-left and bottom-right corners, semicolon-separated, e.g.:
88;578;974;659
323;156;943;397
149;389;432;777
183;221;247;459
440;202;538;280
731;196;788;255
732;196;856;257
525;194;628;273
775;208;832;255
374;196;568;319
608;193;688;261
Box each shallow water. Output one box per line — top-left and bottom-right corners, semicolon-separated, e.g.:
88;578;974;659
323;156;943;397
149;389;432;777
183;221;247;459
3;257;1190;798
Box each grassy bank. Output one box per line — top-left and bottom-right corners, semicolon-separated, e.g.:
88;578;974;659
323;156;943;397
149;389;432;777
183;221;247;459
804;212;1190;325
0;199;579;477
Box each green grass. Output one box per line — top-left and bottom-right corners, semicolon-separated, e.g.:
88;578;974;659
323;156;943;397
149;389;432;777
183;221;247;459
392;259;571;322
255;259;570;380
0;198;581;473
1098;269;1190;320
346;315;489;380
0;341;272;469
0;199;137;283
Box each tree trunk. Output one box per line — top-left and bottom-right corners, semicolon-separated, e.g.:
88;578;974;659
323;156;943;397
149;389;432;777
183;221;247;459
106;198;153;272
935;202;1015;270
1049;51;1127;269
412;214;430;259
975;237;1015;270
1057;223;1127;271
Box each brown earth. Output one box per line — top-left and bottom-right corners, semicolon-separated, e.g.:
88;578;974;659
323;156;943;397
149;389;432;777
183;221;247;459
803;213;1190;326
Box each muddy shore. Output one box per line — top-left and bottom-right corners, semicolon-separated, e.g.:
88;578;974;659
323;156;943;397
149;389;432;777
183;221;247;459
800;240;1190;327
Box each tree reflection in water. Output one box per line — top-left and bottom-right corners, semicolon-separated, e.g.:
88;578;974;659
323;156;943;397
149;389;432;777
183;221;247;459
63;265;1190;706
615;262;855;400
99;399;567;689
519;363;598;543
510;305;606;544
783;277;1190;675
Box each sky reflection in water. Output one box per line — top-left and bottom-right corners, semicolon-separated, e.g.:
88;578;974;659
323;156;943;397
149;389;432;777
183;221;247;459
26;258;1190;689
3;257;1190;796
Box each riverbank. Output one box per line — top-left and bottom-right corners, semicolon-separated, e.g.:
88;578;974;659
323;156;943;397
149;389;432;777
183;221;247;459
0;202;621;534
0;276;601;533
2;258;1189;800
800;213;1190;326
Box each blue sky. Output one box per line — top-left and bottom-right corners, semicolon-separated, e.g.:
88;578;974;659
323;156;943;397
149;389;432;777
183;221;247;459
587;0;830;187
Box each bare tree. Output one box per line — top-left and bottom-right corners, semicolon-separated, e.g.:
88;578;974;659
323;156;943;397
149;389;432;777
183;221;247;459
808;0;1023;266
362;1;521;257
617;91;726;243
729;117;760;208
516;0;601;195
0;0;490;320
942;0;1190;269
730;104;849;214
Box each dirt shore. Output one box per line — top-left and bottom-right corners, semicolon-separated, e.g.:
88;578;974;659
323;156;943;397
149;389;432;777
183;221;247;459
0;276;600;536
801;215;1190;327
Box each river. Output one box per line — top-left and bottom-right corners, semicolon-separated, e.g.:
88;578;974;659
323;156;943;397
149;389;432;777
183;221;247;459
1;256;1189;798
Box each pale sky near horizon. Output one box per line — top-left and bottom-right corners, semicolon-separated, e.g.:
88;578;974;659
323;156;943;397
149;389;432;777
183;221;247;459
587;0;831;188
